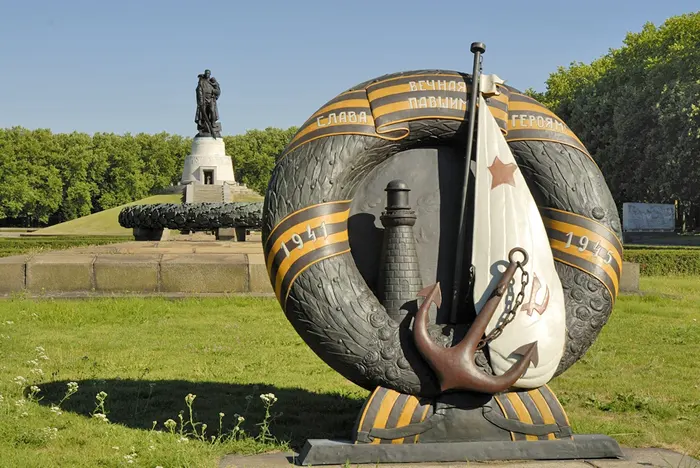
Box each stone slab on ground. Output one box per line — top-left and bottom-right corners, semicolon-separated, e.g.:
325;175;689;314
293;437;623;466
160;253;249;293
0;237;274;296
220;447;699;468
620;262;640;292
248;253;272;294
26;254;96;292
93;254;160;292
0;255;29;292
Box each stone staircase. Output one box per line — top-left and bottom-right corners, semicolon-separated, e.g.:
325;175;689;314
226;184;261;200
192;185;225;203
185;183;261;203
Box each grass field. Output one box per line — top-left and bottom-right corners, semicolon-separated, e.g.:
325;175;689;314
0;236;133;258
30;194;185;237
0;277;698;467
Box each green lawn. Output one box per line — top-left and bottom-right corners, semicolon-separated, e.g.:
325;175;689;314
29;194;185;237
0;236;133;258
0;277;698;467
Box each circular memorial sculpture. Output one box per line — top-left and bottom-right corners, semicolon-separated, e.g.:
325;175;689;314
263;64;623;463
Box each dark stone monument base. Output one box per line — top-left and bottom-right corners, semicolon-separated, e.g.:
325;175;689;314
216;228;236;241
296;435;623;466
133;227;169;241
235;227;247;242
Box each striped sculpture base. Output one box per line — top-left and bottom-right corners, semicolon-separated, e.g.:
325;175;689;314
353;384;573;444
296;385;623;465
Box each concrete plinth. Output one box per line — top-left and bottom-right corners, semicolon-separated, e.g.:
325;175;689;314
133;227;170;241
216;228;237;241
220;447;700;468
620;261;640;292
181;136;235;185
295;436;623;466
27;254;95;292
0;235;276;297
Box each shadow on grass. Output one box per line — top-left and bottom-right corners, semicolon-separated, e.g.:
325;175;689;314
35;379;364;450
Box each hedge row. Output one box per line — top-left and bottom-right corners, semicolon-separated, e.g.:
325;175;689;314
624;249;700;276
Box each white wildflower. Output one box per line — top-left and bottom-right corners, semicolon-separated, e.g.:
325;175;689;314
15;399;26;407
259;392;278;404
219;412;225;418
112;446;120;450
26;359;39;367
92;413;109;423
185;393;196;405
30;367;43;376
20;411;28;417
30;385;40;394
5;321;14;325
13;376;27;386
177;436;189;443
50;405;63;416
67;382;79;393
164;419;177;431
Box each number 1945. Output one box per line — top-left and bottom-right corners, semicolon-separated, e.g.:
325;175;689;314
564;232;613;264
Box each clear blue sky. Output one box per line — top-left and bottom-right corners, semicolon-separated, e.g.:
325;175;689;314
1;0;696;137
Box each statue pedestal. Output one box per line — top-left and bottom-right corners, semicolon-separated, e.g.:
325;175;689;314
180;137;235;185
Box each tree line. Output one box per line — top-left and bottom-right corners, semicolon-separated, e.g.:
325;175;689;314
2;13;697;229
528;12;700;231
0;126;296;226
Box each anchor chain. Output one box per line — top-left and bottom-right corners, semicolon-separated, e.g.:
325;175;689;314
476;263;530;350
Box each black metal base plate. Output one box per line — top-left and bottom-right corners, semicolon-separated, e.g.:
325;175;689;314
296;434;624;466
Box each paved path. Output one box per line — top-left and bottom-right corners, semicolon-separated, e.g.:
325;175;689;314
220;447;699;468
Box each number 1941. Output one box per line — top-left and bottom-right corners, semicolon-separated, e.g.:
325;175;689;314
280;222;329;258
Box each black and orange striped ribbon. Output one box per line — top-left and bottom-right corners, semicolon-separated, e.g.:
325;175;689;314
264;201;352;304
493;385;572;441
541;207;623;300
353;387;432;444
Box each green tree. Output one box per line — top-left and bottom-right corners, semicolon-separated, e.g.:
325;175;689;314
538;12;700;229
225;126;297;194
0;125;297;226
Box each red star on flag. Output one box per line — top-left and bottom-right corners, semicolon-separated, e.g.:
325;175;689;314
488;156;517;190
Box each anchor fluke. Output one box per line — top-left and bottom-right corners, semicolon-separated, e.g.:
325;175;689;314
417;283;442;308
511;341;539;368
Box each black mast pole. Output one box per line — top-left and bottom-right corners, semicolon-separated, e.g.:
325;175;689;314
450;41;486;324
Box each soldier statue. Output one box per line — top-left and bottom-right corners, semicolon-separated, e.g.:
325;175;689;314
195;69;222;138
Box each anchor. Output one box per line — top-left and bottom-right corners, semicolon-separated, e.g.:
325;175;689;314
412;247;538;394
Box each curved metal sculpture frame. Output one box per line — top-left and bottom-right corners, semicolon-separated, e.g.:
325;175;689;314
262;69;623;401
